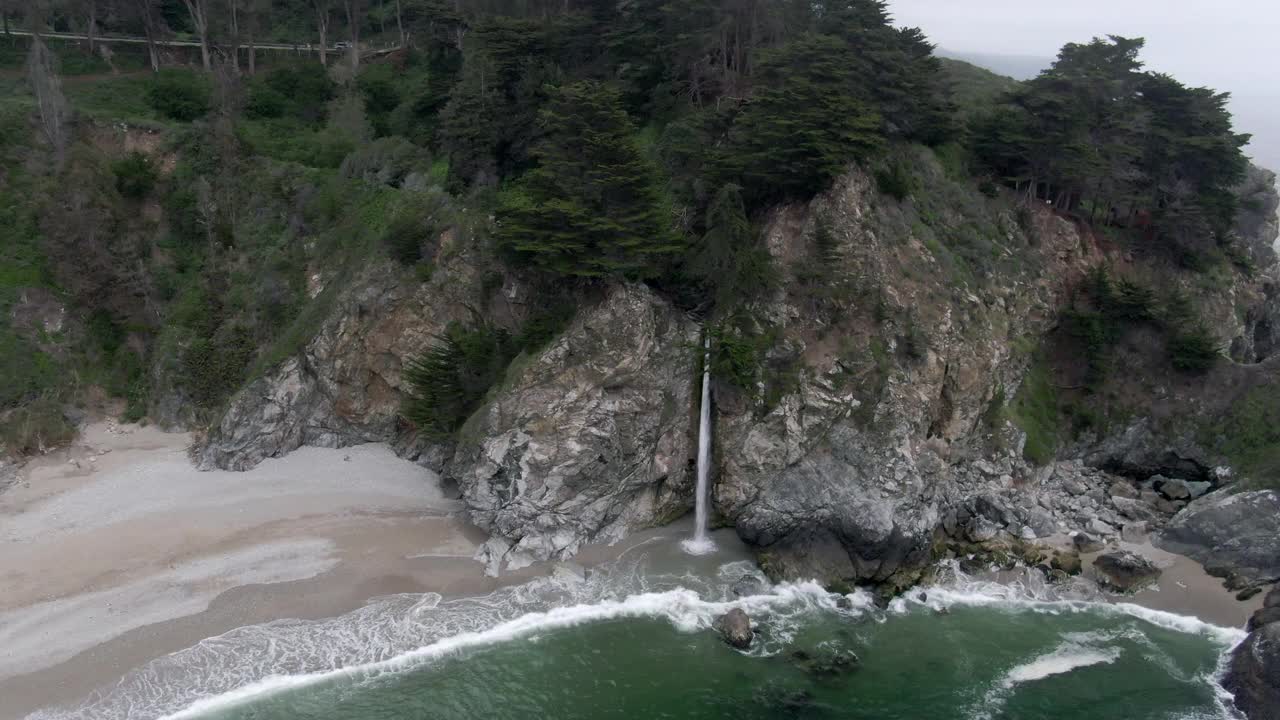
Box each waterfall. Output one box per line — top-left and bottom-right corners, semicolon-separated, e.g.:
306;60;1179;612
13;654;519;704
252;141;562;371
682;336;716;555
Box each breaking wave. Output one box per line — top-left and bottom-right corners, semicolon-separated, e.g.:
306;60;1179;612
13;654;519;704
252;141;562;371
28;555;1246;720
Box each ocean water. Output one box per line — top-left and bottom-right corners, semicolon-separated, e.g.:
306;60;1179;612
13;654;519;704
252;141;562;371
34;536;1246;720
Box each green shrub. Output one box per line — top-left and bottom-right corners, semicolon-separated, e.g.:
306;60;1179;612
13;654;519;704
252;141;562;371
1062;308;1113;391
122;379;149;423
384;215;430;269
112;152;158;199
1;396;76;455
87;308;125;354
1161;289;1196;327
494;81;681;280
688;184;777;309
382;212;434;266
875;162;917;201
339;136;431;187
245;64;334;124
179;326;255;407
1109;278;1156;323
244;85;287;119
1208;386;1280;486
146;69;211;122
932;142;968;180
413;261;435;283
900;319;927;361
403;321;517;437
0;330;59;408
1168;325;1220;373
357;63;402;136
710;320;776;391
235;120;355;169
514;300;576;352
1008;359;1060;465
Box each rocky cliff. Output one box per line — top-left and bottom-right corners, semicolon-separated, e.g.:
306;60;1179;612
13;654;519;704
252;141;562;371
450;284;700;573
198;152;1280;590
711;160;1099;584
196;237;500;471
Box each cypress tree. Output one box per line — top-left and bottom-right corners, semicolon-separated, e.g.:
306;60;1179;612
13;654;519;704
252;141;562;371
689;184;775;308
495;81;681;279
718;34;883;204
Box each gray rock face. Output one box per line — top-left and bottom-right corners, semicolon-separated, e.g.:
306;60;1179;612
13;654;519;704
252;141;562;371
1120;521;1149;543
1226;603;1280;720
1093;551;1161;592
716;608;754;649
1111;496;1162;523
1232;165;1280;364
1156;477;1192;501
1156;491;1280;585
448;284;699;571
1251;607;1280;633
711;163;1099;586
1073;532;1105;553
1109;481;1139;500
731;574;767;598
197;251;494;470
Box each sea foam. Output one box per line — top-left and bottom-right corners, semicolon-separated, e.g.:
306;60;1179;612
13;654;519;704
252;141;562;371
1003;643;1122;685
27;553;852;720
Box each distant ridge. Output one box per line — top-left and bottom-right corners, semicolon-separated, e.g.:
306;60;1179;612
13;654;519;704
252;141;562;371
936;49;1052;81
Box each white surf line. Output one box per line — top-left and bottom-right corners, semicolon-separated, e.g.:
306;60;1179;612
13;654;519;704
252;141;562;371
158;582;839;720
901;581;1247;647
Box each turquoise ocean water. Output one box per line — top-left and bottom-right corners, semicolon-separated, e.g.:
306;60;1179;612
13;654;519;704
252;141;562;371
33;533;1246;720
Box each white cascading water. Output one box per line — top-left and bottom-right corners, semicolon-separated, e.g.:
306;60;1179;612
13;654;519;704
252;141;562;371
682;336;717;555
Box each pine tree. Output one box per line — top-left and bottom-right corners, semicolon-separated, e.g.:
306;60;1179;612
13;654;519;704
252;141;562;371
495;81;682;279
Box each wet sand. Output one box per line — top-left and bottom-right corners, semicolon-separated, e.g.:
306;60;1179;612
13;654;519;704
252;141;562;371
1103;540;1264;627
1044;533;1266;628
0;423;487;720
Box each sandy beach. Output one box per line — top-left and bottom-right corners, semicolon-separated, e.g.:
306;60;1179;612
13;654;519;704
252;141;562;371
0;422;491;720
0;422;1265;720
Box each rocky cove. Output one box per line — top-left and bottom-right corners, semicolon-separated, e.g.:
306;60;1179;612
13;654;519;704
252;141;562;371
183;159;1280;716
4;8;1280;717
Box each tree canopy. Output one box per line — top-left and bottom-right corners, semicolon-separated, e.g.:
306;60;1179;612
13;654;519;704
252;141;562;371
495;81;681;279
972;36;1250;257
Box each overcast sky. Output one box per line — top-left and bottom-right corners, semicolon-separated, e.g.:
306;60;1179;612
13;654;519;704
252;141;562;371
886;0;1280;172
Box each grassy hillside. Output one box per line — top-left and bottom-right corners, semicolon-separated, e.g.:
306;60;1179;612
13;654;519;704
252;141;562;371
939;58;1021;120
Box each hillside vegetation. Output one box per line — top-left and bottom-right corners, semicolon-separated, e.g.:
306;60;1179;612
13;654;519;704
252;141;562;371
0;2;1274;483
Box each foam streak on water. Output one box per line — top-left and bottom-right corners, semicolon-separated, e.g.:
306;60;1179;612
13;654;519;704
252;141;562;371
1003;643;1122;685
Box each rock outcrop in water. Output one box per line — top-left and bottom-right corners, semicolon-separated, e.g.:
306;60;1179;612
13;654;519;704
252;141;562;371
1226;586;1280;720
716;608;754;649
